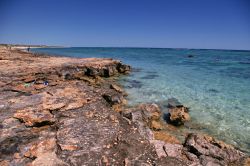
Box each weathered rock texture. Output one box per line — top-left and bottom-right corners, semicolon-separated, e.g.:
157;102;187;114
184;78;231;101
0;48;248;166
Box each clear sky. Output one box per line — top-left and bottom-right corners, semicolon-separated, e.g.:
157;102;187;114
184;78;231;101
0;0;249;50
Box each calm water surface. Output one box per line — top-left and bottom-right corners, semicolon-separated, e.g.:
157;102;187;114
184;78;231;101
32;47;250;153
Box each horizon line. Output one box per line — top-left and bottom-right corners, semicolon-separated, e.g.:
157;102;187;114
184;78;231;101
1;43;250;51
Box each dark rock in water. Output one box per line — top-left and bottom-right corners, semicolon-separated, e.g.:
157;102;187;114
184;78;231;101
187;54;194;58
117;63;131;73
131;68;142;72
146;71;157;74
140;74;159;80
168;107;190;126
184;133;246;165
208;88;219;93
126;79;143;89
167;98;183;108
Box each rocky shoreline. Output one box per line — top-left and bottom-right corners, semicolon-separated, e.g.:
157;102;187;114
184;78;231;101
0;47;249;166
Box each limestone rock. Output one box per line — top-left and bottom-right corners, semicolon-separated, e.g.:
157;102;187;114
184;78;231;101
117;63;131;73
110;83;123;93
168;106;190;126
31;152;68;166
150;120;164;130
138;103;161;121
150;140;167;158
13;108;55;127
102;93;125;105
163;143;183;158
184;133;246;164
153;131;180;144
24;138;57;158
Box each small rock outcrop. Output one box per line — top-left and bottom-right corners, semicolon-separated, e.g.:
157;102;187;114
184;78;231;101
168;106;190;126
184;133;246;165
164;98;190;126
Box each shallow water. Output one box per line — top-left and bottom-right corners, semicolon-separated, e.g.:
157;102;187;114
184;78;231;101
32;47;250;153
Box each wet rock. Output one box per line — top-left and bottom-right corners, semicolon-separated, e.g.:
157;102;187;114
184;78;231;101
138;103;161;121
168;106;190;126
13;108;55;127
104;65;118;77
110;83;123;93
167;98;183;108
149;120;164;131
117;63;131;73
184;133;246;164
102;93;125;105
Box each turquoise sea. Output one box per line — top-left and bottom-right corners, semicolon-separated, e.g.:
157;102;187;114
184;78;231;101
32;47;250;153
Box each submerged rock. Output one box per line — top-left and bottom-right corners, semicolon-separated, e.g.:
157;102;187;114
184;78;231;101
187;54;194;58
126;79;143;89
167;98;183;108
140;74;159;80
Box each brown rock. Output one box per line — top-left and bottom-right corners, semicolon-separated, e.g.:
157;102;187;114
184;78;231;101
184;133;246;164
102;93;125;105
34;84;47;90
24;138;57;158
138;103;161;121
150;140;167;158
23;76;36;83
31;152;68;166
117;63;131;73
149;120;164;131
153;131;180;144
168;106;190;126
244;157;250;166
13;108;55;127
163;143;183;158
42;87;87;111
110;84;123;93
59;144;78;151
64;99;87;110
0;160;10;166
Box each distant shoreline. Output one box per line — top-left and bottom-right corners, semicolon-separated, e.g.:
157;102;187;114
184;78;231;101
1;44;250;52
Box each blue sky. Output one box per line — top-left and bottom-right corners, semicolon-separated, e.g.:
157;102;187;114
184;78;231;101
0;0;249;50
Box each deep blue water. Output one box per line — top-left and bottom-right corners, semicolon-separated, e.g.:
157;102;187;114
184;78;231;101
32;47;250;153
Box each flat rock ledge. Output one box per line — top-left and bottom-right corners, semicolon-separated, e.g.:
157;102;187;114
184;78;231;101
0;48;249;166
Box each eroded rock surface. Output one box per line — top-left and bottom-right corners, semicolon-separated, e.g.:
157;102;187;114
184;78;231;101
0;48;248;166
